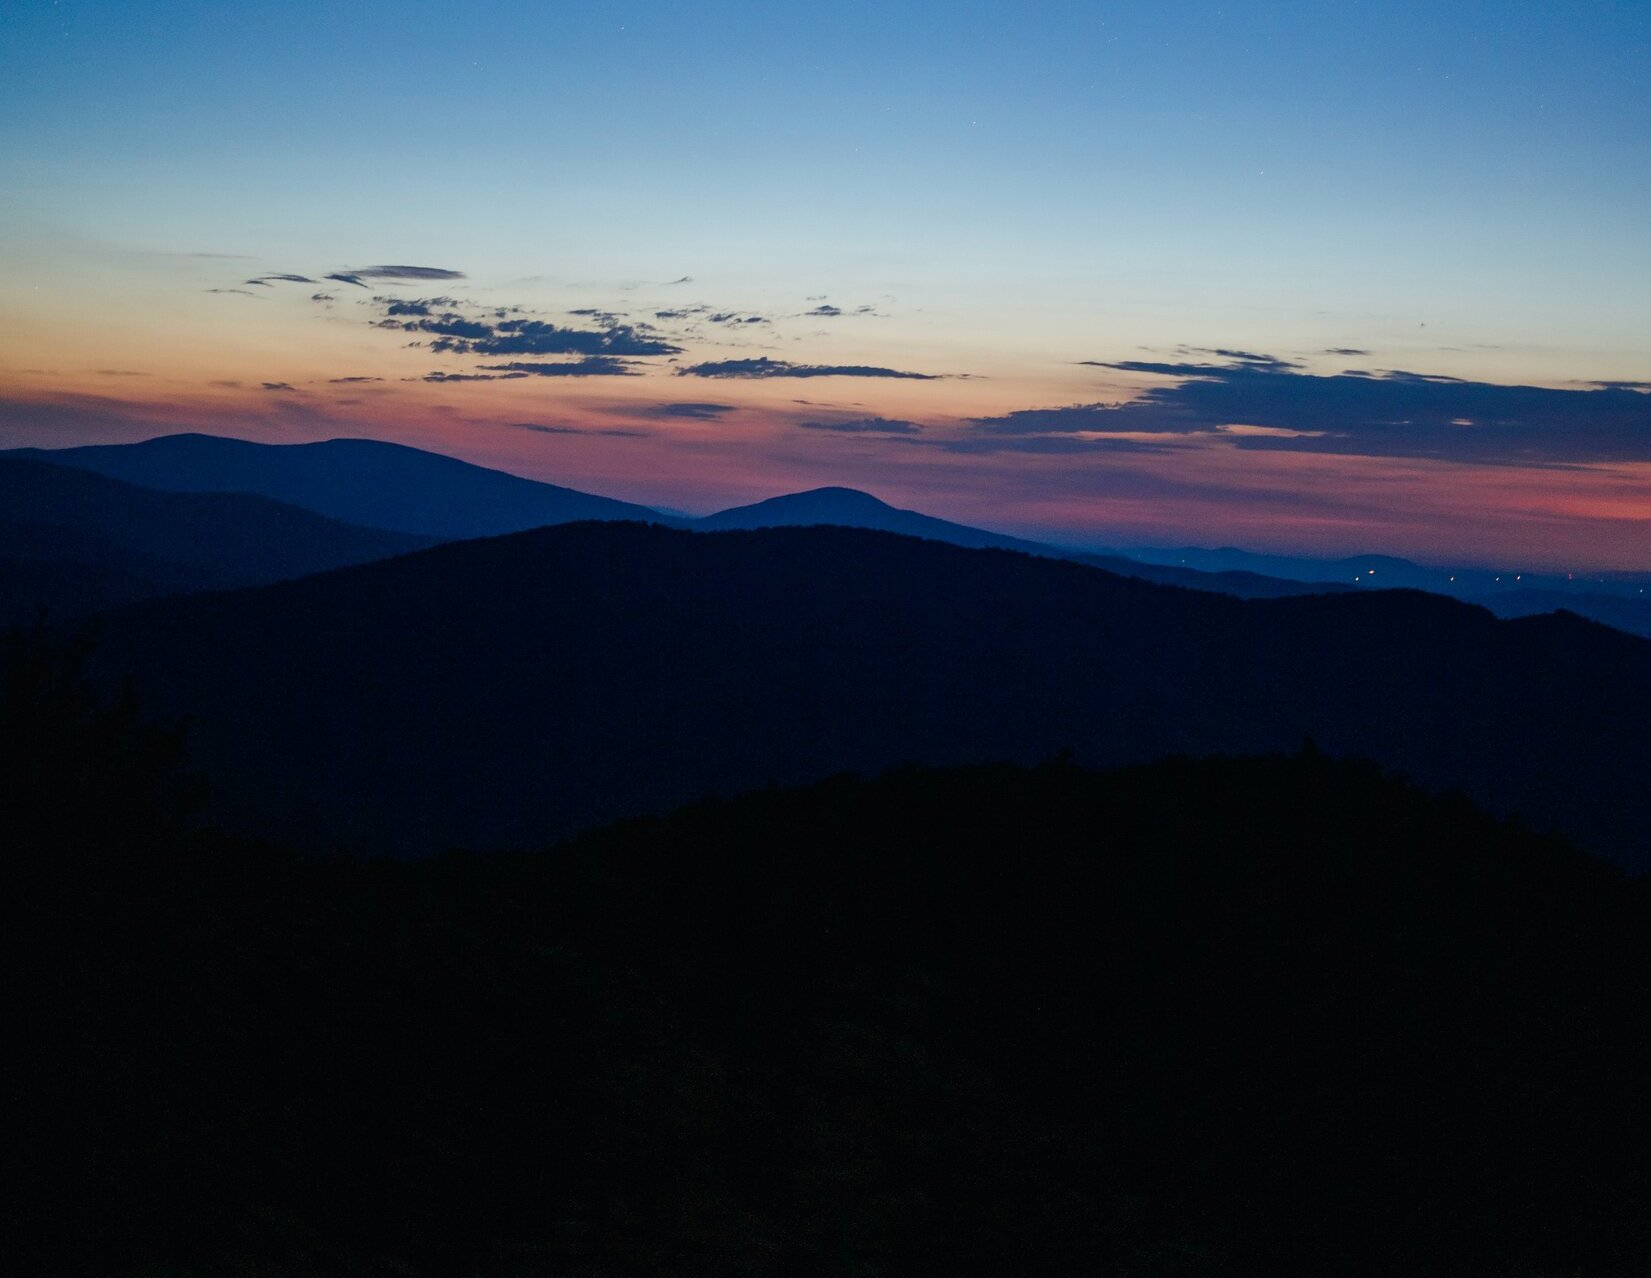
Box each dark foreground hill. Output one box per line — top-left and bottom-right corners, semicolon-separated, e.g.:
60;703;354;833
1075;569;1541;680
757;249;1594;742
0;457;430;624
7;660;1649;1276
5;432;668;538
83;521;1651;868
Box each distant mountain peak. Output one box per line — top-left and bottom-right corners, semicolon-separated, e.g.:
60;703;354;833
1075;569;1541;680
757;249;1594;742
741;486;896;511
696;486;1024;545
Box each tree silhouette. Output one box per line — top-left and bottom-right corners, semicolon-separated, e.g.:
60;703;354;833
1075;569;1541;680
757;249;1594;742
2;620;201;867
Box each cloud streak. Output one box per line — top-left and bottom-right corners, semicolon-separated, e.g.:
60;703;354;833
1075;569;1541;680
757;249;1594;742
977;353;1651;463
509;422;646;438
382;302;679;357
797;416;922;434
678;357;939;380
477;358;640;377
347;264;466;281
645;402;737;420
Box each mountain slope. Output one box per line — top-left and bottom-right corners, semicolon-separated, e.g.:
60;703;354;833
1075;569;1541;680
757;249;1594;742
1;435;1401;605
6;432;668;538
697;485;1058;551
0;457;431;624
698;486;1352;599
18;435;1634;622
1068;549;1356;599
83;521;1651;867
1129;543;1651;630
1481;589;1651;638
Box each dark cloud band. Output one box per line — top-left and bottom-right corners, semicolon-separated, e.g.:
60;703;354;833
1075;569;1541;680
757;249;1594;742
978;353;1651;463
349;265;466;281
646;402;737;420
678;357;938;380
477;358;639;377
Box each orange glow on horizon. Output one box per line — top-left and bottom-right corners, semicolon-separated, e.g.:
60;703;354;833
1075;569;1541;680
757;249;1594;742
3;372;1647;572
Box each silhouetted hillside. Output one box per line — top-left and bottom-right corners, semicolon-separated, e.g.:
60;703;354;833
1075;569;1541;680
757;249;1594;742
17;434;1641;625
1482;589;1651;638
10;432;1348;601
0;457;430;624
6;432;668;538
698;484;1058;550
82;522;1651;867
700;485;1352;598
1128;543;1651;630
8;654;1649;1277
1068;548;1356;598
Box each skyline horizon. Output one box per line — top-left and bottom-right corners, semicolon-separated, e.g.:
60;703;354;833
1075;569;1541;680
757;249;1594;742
13;424;1649;579
4;1;1647;571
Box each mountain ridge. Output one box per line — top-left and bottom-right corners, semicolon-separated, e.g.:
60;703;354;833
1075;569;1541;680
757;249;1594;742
79;519;1651;868
0;456;432;624
17;432;1645;625
9;433;1356;601
5;432;671;539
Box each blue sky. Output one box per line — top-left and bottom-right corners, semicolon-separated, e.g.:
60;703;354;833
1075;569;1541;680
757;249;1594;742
2;1;1648;566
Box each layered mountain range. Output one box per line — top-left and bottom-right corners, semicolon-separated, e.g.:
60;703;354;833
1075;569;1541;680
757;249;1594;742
4;432;1647;868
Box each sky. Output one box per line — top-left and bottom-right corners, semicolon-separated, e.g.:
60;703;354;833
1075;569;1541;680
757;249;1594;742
2;0;1648;569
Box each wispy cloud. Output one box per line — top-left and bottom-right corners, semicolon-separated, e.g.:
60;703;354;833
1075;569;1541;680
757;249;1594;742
1080;350;1303;376
381;296;460;317
346;264;466;281
678;357;940;380
797;416;922;434
383;303;679;357
938;433;1175;455
801;303;878;318
969;401;1203;436
477;357;640;377
508;421;646;438
645;402;737;420
980;351;1651;463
